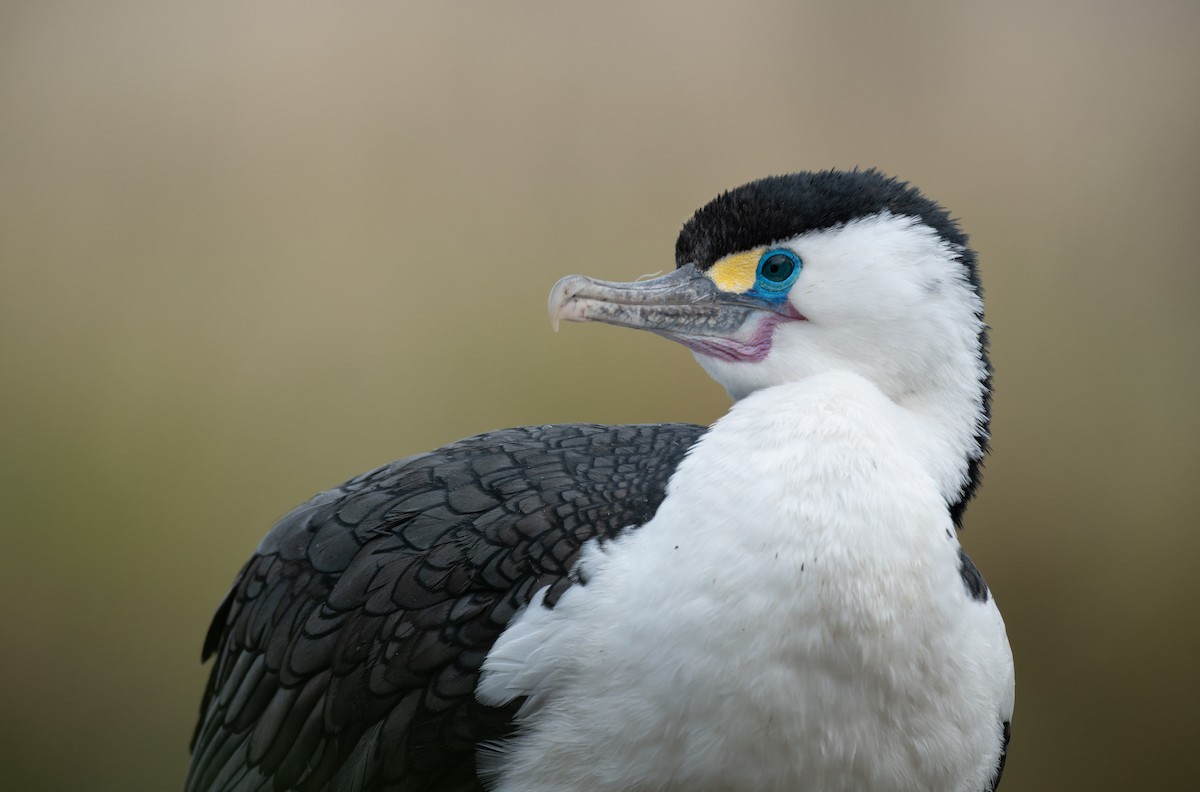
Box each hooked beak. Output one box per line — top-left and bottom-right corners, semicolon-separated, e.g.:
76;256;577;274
547;264;800;363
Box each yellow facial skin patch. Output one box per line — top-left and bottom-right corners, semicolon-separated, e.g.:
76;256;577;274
707;249;763;294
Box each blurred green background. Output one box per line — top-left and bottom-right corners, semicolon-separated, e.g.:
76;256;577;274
2;1;1197;789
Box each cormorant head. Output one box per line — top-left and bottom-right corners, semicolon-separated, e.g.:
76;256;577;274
549;168;992;520
552;168;987;392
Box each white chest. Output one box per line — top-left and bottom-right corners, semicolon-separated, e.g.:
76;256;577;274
478;375;1013;792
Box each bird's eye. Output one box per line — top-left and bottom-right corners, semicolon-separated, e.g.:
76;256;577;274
756;249;801;291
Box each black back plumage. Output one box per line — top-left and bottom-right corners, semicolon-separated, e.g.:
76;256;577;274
187;423;703;792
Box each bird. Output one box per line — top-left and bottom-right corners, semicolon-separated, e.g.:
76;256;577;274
185;168;1014;792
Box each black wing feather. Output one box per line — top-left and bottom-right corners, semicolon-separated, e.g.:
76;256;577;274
186;423;703;792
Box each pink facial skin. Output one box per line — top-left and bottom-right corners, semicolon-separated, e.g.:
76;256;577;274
661;308;805;363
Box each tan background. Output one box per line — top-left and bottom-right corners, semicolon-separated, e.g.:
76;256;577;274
2;1;1197;789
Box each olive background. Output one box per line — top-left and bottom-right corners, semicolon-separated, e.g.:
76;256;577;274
2;1;1197;790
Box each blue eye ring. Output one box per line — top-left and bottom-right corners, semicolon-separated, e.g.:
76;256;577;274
755;248;802;291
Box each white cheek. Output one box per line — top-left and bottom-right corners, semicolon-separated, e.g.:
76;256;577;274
694;214;983;414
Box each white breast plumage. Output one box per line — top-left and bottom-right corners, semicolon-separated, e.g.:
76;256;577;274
478;371;1014;792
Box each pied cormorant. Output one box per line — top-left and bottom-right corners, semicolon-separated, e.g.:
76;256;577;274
186;169;1014;792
